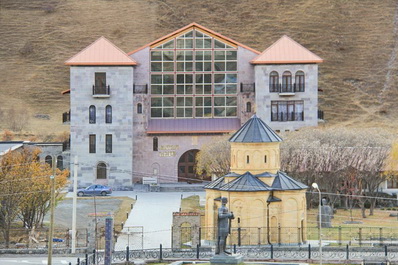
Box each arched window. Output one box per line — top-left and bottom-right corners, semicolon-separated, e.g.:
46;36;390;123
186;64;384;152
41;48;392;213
295;71;305;92
89;105;96;124
246;102;251;113
264;155;267;163
45;155;52;168
57;155;63;170
137;103;142;114
105;105;112;123
153;137;158;151
269;71;279;92
246;155;250;164
97;162;107;179
282;71;292;92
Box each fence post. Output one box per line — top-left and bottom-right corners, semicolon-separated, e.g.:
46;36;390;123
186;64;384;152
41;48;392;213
271;244;274;260
233;244;236;254
380;227;383;246
159;244;162;261
308;244;311;260
298;227;301;245
258;227;261;245
93;249;96;264
346;245;349;260
359;228;362;246
238;227;241;246
196;244;200;259
127;246;130;262
339;226;342;246
385;245;388;257
278;225;281;246
199;227;201;247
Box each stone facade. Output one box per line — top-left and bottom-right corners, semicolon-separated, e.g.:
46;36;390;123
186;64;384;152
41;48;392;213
171;212;201;249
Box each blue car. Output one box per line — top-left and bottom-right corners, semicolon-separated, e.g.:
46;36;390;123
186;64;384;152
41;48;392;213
77;185;112;197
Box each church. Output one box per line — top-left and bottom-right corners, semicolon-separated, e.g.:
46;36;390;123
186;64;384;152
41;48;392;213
63;23;322;189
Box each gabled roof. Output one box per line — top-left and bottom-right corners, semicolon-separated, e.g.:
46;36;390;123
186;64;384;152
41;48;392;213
251;35;323;64
128;22;261;56
271;171;308;190
219;172;272;192
229;114;282;143
65;37;137;66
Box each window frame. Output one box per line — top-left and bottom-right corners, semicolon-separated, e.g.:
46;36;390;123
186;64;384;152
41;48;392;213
105;105;112;124
97;162;107;179
105;134;112;153
89;134;96;153
89;105;96;124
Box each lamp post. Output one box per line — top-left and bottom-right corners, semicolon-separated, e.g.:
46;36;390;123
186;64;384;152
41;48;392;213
312;183;322;265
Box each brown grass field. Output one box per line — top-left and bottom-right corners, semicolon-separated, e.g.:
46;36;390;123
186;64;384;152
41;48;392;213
1;0;398;138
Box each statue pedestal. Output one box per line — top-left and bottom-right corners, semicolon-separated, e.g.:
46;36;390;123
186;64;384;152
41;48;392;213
210;254;244;265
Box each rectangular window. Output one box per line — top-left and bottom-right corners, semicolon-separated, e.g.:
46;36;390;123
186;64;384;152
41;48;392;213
271;101;304;122
95;73;106;87
89;134;96;153
105;134;112;153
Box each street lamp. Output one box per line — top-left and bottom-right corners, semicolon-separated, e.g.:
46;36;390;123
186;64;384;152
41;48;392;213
312;183;322;265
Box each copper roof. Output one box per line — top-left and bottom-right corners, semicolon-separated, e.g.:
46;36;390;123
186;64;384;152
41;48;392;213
65;36;137;66
128;22;261;56
229;114;282;143
251;35;323;64
147;118;240;134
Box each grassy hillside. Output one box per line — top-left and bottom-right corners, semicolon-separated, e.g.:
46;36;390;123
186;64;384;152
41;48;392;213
0;0;397;138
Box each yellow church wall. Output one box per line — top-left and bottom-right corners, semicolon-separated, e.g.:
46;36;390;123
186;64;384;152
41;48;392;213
230;142;280;174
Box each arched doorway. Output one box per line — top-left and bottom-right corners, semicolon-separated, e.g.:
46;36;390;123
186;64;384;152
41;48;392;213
178;149;199;183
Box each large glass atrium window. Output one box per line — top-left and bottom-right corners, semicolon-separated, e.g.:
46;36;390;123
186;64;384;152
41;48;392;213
150;29;238;118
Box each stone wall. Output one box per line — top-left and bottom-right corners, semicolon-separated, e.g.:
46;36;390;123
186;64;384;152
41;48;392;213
172;212;201;250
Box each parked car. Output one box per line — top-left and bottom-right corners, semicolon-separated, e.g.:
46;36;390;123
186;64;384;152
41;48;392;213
77;185;112;197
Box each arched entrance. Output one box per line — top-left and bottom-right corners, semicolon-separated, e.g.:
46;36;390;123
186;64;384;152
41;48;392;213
178;149;199;183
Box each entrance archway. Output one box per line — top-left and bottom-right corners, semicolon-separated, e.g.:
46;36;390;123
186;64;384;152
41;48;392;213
178;149;199;183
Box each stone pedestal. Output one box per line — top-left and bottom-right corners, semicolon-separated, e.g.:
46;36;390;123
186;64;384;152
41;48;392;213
210;254;244;265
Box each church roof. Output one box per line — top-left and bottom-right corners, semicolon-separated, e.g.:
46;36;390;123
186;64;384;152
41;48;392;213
229;114;282;143
204;176;225;190
255;172;276;178
271;171;308;190
251;35;323;64
65;37;137;66
219;172;272;192
267;194;282;203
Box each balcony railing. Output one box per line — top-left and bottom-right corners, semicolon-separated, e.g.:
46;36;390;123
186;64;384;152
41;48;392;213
92;85;110;96
271;112;304;122
133;84;148;94
62;110;70;123
318;110;324;120
62;138;70;152
269;83;305;93
240;83;255;93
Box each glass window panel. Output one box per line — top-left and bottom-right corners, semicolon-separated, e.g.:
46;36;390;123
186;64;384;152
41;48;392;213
163;85;174;94
195;85;203;94
151;51;162;61
151;85;162;94
204;51;212;60
226;97;237;106
177;39;184;49
204;39;212;48
151;108;162;117
195;108;203;117
186;74;193;83
214;107;225;116
196;31;203;37
186;62;193;71
151;75;162;84
226;107;237;116
177;85;184;94
177;62;184;71
226;84;237;94
215;51;225;60
186;85;193;94
177;97;184;106
185;39;193;48
204;62;212;71
195;62;203;71
214;97;225;106
214;62;225;71
163;51;174;61
185;108;193;117
214;74;225;83
214;85;225;94
186;97;193;106
204;85;211;94
196;74;203;83
164;75;174;84
185;51;193;61
226;74;237;83
163;108;173;117
204;97;212;106
163;40;174;49
226;51;237;60
214;40;226;49
176;51;184;61
163;97;174;106
186;31;193;37
196;97;203;106
204;74;211;83
151;98;162;107
226;62;237;71
177;108;184;117
177;74;184;83
163;62;174;71
204;108;212;117
195;51;203;60
151;62;162;71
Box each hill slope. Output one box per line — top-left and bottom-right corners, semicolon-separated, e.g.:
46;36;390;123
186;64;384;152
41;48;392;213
1;0;397;137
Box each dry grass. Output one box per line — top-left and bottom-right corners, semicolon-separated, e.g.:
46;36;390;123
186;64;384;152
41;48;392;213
181;195;204;213
1;0;398;135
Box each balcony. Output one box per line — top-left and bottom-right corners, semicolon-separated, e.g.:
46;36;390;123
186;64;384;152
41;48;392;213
271;112;304;122
133;84;148;94
62;110;70;124
270;83;305;95
92;85;110;97
62;138;70;152
240;83;255;93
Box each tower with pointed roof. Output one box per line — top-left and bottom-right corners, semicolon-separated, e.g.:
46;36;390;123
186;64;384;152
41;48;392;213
204;115;307;245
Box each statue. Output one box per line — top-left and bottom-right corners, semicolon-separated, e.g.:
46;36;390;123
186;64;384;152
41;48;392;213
318;198;332;228
216;197;234;255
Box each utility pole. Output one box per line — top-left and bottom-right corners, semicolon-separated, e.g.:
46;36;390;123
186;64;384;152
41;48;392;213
72;156;78;253
47;156;57;265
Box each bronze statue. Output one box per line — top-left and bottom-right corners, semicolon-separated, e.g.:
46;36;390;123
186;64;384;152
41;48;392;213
216;197;234;255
